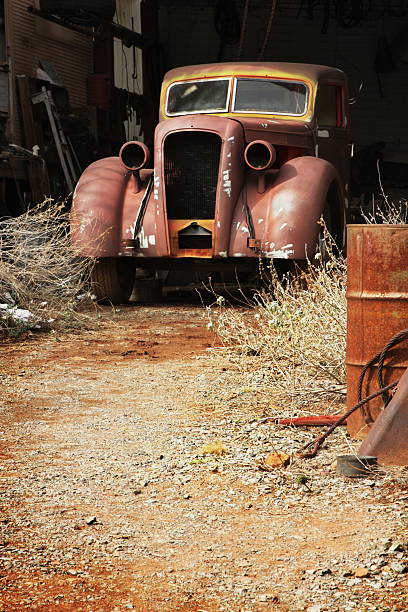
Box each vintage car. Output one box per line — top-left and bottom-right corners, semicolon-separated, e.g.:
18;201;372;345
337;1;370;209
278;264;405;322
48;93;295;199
71;62;351;303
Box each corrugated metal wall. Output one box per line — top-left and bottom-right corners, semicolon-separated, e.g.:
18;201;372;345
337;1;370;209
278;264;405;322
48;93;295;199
114;0;143;141
158;0;408;149
6;0;93;144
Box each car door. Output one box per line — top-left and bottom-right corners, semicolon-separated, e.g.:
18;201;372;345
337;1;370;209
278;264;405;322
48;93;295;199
315;81;351;189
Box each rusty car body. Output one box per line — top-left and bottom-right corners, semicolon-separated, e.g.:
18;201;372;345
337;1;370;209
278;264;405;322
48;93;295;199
71;62;351;303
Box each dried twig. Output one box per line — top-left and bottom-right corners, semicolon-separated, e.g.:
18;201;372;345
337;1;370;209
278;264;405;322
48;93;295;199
0;200;94;337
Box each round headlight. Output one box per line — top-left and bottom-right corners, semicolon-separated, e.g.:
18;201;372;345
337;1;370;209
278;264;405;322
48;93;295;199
119;141;150;170
244;140;276;171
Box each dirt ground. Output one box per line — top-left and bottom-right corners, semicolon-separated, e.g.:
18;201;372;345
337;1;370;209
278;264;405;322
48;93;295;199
1;303;407;612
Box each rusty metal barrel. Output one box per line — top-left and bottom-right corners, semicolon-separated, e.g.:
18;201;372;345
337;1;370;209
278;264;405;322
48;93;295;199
346;224;408;438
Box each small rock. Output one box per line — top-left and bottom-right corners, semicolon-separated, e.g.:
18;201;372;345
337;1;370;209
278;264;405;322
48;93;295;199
354;567;369;578
264;452;290;468
85;516;97;525
257;594;269;602
238;577;253;585
200;440;228;456
377;538;392;553
389;561;406;573
387;542;404;553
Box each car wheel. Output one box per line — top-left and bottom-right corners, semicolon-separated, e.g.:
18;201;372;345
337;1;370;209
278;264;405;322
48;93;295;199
316;201;345;265
91;257;136;304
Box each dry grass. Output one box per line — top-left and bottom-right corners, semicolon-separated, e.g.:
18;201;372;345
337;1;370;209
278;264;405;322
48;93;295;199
0;200;94;338
362;161;408;224
206;231;346;414
362;196;408;225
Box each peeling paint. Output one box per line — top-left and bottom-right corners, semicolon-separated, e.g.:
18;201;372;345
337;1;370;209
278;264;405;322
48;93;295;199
227;136;235;142
222;169;232;197
281;243;294;249
153;169;160;201
218;250;227;257
137;227;149;249
258;218;264;224
227;152;231;158
148;235;156;245
233;253;244;257
266;249;294;259
236;221;241;229
217;221;221;228
240;226;249;234
126;222;135;237
279;223;288;230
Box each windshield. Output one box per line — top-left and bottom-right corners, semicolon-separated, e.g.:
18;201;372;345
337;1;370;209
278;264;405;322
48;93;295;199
166;79;230;115
234;78;307;115
165;77;308;116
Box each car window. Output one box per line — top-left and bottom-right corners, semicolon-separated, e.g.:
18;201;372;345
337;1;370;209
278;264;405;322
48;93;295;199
166;79;230;115
234;78;308;115
315;84;343;126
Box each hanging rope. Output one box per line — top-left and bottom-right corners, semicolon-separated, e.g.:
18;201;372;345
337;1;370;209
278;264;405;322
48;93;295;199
237;0;251;60
257;0;278;61
214;0;241;61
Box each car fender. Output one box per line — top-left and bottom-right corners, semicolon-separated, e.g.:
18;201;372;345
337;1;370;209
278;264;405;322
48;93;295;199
71;157;128;257
71;157;156;257
230;156;345;259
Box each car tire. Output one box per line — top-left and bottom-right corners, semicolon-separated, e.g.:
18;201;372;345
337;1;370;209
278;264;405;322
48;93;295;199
316;201;345;264
91;257;136;305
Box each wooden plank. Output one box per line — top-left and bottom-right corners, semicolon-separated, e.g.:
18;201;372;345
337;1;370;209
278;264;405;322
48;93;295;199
16;75;50;203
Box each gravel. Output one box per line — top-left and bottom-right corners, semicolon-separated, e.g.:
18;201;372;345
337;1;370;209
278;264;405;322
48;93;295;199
0;305;407;611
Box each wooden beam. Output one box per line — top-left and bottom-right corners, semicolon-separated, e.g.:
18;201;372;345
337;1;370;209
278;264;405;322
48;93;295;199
16;76;50;204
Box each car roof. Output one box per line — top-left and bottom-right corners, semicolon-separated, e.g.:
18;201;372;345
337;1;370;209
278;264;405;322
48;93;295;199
163;62;346;85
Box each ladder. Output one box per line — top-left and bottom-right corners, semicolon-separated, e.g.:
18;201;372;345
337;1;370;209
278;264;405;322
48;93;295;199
32;87;79;193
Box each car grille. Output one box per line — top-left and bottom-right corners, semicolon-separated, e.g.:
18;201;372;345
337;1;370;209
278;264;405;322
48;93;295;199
164;131;221;219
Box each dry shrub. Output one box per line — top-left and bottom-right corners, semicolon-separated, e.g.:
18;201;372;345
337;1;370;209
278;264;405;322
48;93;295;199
362;196;408;225
362;161;408;224
0;200;94;337
206;233;346;412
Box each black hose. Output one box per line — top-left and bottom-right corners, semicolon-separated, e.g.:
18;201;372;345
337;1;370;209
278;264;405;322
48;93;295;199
300;328;408;459
299;380;398;458
214;0;241;61
357;328;408;421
